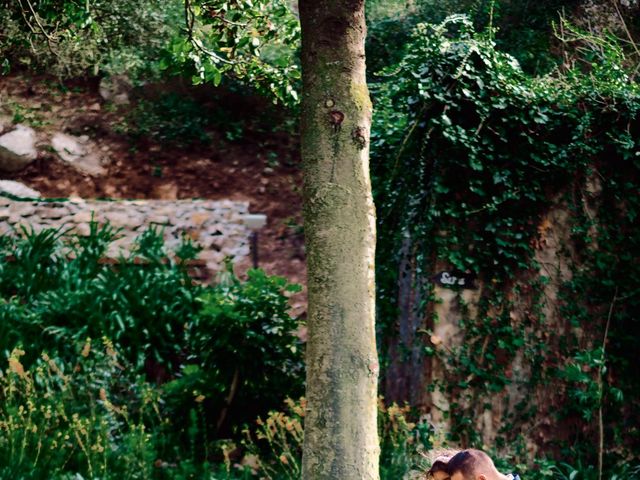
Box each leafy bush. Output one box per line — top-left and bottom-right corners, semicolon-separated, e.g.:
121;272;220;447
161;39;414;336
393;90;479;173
0;223;202;372
165;268;304;438
0;0;182;78
365;0;584;76
0;221;310;476
0;222;305;449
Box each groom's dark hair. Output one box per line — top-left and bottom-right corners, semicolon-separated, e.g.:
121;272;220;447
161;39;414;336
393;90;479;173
427;458;449;476
445;449;495;479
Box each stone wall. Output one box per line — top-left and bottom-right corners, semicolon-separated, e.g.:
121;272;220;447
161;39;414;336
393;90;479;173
0;194;256;273
384;200;590;456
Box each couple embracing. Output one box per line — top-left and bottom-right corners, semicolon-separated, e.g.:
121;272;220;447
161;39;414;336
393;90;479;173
426;448;522;480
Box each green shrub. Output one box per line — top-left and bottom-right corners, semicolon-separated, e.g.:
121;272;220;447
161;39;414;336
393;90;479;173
0;222;305;465
120;93;214;147
0;223;203;372
164;267;304;439
0;0;182;78
365;0;581;76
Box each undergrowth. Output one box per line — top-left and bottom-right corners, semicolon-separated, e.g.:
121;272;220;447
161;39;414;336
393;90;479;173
0;222;304;478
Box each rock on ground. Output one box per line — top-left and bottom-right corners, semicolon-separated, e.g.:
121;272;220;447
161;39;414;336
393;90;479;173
0;125;38;172
0;180;41;199
98;75;132;105
51;132;107;176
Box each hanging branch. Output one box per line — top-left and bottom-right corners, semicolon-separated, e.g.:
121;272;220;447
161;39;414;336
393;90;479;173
610;0;640;59
183;0;234;65
17;0;60;58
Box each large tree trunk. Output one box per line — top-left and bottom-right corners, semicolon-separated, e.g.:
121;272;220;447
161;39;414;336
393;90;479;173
299;1;379;479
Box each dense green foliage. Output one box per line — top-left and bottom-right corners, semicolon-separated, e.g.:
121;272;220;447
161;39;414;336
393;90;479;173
0;223;305;477
372;14;640;474
166;267;303;436
173;0;300;105
415;0;584;73
0;0;181;78
0;0;300;104
0;223;201;370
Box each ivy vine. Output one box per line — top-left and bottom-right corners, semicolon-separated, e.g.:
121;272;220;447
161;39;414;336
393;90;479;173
372;15;640;467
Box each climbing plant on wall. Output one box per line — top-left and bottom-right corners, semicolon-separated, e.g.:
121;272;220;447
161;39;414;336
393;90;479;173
371;15;640;470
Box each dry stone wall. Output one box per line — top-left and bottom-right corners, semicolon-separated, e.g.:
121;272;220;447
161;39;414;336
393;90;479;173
0;194;255;272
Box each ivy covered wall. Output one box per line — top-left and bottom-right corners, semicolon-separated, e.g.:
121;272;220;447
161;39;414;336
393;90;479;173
372;16;640;468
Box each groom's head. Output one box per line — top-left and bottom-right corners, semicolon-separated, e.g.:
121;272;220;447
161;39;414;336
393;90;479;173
445;449;504;480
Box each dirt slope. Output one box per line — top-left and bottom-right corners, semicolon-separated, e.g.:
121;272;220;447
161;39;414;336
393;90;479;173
0;74;306;312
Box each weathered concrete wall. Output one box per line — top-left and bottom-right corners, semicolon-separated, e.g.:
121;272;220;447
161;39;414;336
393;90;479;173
0;195;254;272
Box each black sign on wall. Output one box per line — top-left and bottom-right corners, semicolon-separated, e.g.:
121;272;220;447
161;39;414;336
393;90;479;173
431;270;477;289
